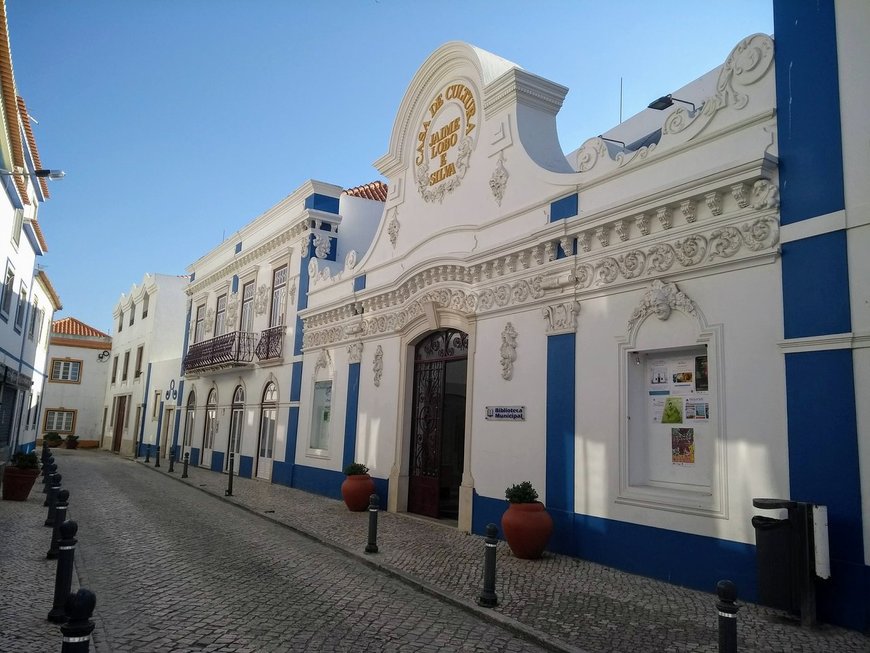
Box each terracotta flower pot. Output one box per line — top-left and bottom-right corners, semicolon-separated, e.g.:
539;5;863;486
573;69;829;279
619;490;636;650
501;501;554;559
341;473;375;511
2;466;41;501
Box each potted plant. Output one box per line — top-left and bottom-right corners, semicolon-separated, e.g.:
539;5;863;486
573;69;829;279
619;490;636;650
65;435;79;450
501;481;553;559
44;431;62;448
2;451;41;501
341;462;375;512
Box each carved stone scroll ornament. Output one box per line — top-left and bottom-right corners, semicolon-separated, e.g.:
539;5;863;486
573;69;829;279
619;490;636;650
500;322;518;381
313;233;332;259
254;284;269;315
345;250;358;270
288;280;297;306
373;345;384;387
204;307;215;334
314;349;332;376
387;210;400;247
627;279;698;334
490;151;509;206
225;297;238;327
347;342;363;364
750;179;780;210
542;301;580;335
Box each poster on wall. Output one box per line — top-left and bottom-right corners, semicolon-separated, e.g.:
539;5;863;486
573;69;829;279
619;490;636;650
650;396;666;423
695;355;709;392
685;397;709;421
661;396;684;424
672;428;695;465
671;359;694;395
649;360;669;388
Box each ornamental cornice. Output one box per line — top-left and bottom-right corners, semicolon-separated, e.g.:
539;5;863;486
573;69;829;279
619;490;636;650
187;224;305;296
484;68;568;118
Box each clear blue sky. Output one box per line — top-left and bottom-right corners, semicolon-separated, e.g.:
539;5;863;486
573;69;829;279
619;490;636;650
6;0;772;334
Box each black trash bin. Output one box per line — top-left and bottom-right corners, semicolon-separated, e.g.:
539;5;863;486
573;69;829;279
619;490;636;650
751;498;798;612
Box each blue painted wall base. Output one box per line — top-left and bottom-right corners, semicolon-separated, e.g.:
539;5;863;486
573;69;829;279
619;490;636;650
271;460;294;487
190;447;200;467
211;451;224;472
239;455;253;479
292;463;389;508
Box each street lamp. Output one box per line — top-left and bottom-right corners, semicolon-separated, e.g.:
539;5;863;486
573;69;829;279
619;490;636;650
647;94;696;112
0;167;65;180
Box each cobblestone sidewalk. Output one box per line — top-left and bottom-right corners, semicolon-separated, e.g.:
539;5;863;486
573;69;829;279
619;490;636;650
134;452;868;653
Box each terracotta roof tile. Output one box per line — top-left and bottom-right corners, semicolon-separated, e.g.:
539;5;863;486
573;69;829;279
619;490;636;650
31;216;47;252
16;96;49;198
52;317;108;338
36;270;62;310
0;3;27;205
344;180;387;202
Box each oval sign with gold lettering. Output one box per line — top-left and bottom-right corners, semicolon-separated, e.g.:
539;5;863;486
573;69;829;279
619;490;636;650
414;82;478;203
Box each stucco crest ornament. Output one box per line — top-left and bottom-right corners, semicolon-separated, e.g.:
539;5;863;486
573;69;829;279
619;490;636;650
415;81;479;203
225;296;239;326
254;284;269;315
344;250;358;270
313;233;332;259
308;258;319;281
288;280;297;306
500;322;518;381
635;214;650;236
680;200;697;223
347;342;363;364
542;301;580;335
314;349;332;376
204;307;215;333
300;233;310;258
373;345;384;387
750;180;780;210
628;279;698;333
489;151;509;206
387;210;400;247
731;183;750;209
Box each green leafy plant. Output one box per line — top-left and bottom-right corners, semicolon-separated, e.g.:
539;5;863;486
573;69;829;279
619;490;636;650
65;435;79;443
505;481;539;504
11;451;39;470
343;462;369;476
44;432;62;446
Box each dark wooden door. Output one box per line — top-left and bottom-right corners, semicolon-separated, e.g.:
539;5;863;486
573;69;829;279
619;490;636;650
112;396;126;453
408;330;467;519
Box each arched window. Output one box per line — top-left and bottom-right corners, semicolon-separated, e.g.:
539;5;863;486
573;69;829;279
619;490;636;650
182;391;196;447
226;385;245;470
259;382;278;461
203;389;217;451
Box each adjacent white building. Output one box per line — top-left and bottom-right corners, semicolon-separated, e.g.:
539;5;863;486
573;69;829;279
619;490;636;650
101;273;187;457
41;317;111;446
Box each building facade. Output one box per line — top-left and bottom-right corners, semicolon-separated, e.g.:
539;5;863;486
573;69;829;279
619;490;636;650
181;180;384;481
42;317;111;447
101;274;187;457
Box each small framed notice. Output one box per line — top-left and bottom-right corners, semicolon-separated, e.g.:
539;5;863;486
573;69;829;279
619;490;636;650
485;406;526;421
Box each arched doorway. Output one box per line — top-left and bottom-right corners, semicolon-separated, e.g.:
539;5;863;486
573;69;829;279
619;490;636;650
226;385;244;473
201;389;217;469
256;382;277;481
408;329;468;520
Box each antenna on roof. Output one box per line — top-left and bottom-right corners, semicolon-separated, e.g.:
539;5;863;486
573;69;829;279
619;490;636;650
619;77;623;124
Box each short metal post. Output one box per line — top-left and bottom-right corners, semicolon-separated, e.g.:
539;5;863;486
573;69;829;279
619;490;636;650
365;494;379;554
48;520;78;623
144;445;151;463
41;441;50;464
154;444;161;468
478;523;499;607
182;452;189;478
42;460;56;494
225;452;234;496
168;448;175;473
717;580;739;653
45;473;62;525
60;587;96;652
47;489;69;559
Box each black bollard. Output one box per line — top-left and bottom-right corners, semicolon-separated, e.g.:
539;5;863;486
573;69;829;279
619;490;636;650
45;473;62;525
225;453;234;496
60;588;96;652
41;441;50;464
154;444;161;468
48;520;79;623
47;489;70;559
145;445;151;463
182;452;189;478
716;580;739;653
42;460;56;494
365;494;379;554
478;523;499;607
168;448;175;473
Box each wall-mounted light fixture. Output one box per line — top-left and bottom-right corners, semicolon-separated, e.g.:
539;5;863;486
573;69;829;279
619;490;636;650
647;94;696;112
0;167;66;180
97;350;110;362
598;135;626;148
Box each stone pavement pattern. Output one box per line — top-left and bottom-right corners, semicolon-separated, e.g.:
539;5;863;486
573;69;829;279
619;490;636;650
1;449;545;653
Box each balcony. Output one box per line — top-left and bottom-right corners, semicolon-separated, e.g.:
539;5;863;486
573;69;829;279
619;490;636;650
184;331;256;375
255;325;286;363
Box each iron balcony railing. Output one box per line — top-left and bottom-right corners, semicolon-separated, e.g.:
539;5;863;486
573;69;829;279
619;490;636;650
184;331;256;373
255;325;286;361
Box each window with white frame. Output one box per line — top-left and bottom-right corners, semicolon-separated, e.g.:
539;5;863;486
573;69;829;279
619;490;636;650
259;382;278;459
28;298;38;339
44;409;76;434
309;381;332;452
1;262;14;316
226;385;245;470
11;208;23;247
203;389;217;450
34;307;45;342
134;345;143;378
50;359;82;383
153;390;160;418
183;392;196;446
194;304;205;343
118;311;124;332
142;292;149;318
14;282;26;330
270;266;288;327
129;302;135;326
214;294;227;336
122;351;130;382
111;356;118;384
240;281;254;332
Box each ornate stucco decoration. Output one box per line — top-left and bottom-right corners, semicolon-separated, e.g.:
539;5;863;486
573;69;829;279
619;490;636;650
635;214;650;236
345;250;358;270
596;225;610;248
680;200;697;223
313;233;332;259
288;280;297;306
705;192;722;216
615;220;630;242
500;322;517;380
731;183;749;209
627;279;698;333
300;235;310;258
225;296;239;327
204;307;215;334
308;258;318;280
489;151;509;206
373;345;384;387
347;342;363;364
314;349;332;377
415;81;479;203
254;284;269;315
750;179;780;210
657;207;672;231
387;209;400;248
543;301;580;335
